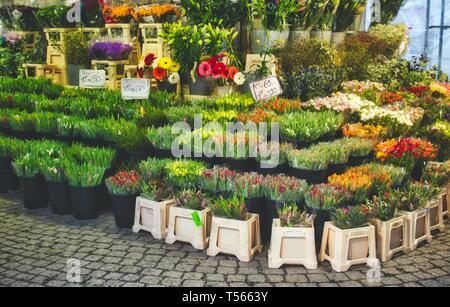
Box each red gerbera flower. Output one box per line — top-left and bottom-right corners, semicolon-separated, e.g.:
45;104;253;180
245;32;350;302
144;53;156;66
153;67;166;81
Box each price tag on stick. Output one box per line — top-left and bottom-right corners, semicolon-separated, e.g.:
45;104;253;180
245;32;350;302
191;211;203;228
121;78;150;100
250;76;283;102
79;70;106;88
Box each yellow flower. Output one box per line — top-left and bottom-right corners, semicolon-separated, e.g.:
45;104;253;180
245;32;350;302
158;57;172;70
139;107;145;118
170;62;180;72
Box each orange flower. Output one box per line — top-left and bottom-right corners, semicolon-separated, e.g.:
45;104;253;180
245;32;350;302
153;67;166;81
227;66;239;80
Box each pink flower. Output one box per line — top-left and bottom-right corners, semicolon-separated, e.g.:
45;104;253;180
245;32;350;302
197;61;212;78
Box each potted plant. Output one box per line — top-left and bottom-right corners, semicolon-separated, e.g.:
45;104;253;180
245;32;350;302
106;170;142;228
288;148;330;184
319;206;379;272
0;136;21;192
207;196;262;262
110;123;150;163
89;41;133;61
344;137;375;166
133;158;175;238
12;153;49;210
326;142;351;176
393;183;433;251
333;0;367;44
165;160;206;190
9;112;35;139
268;204;317;269
250;0;300;53
199;167;236;195
262;175;309;243
36;5;73;28
165;189;212;250
65;162;105;220
422;161;450;219
146;126;176;158
366;192;409;262
311;0;340;44
304;184;351;249
137;53;181;93
195;54;246;97
40;157;72;215
62;31;93;86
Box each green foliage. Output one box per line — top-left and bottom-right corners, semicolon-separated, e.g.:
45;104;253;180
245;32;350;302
36;5;73;28
0;77;63;99
39;157;68;183
251;0;300;31
332;206;371;229
62;31;92;66
12;153;41;178
368;23;408;58
174;188;210;210
380;0;406;24
138;158;170;182
209;196;247;220
68;144;116;169
366;193;396;221
335;0;367;32
278;204;312;228
34;112;60;133
65;162;105;188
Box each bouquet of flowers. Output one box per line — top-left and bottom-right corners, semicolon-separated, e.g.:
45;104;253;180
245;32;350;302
342;123;385;140
105;170;142;196
332;206;371;230
422;161;450;188
196;54;245;86
278;204;313;228
304;184;352;211
137;53;180;86
263;175;308;203
199;167;236;192
89;41;132;61
107;5;133;23
132;4;182;23
231;173;265;198
375;138;438;172
328;166;377;204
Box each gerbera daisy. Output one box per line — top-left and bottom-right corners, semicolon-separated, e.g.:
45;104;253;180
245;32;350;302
158;57;172;70
153;67;166;81
198;61;212;78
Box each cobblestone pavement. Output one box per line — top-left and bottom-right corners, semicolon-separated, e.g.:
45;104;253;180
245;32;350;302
0;193;449;288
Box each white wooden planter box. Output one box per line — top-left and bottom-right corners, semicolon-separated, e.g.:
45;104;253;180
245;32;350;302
427;198;445;233
397;209;432;251
132;197;175;240
207;214;263;262
372;216;408;262
441;184;449;218
319;222;379;273
268;219;318;269
165;207;212;250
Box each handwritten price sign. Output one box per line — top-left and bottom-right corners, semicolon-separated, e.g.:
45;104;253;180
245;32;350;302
121;78;150;100
79;70;106;88
250;76;283;102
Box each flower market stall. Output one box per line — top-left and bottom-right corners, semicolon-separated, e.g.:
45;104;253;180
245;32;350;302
0;0;449;276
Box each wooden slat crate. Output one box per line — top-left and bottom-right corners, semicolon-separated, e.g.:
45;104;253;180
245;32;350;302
16;31;40;51
132;197;175;240
397;209;432;251
372;216;409;262
427;199;445;233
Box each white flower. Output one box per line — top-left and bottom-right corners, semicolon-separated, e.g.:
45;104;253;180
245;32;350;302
168;72;180;85
233;72;246;86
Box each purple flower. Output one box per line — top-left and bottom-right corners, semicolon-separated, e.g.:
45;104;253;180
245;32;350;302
89;42;132;60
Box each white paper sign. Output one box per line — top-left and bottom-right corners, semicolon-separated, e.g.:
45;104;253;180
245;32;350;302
79;70;105;88
283;230;305;238
250;76;283;102
121;78;150;100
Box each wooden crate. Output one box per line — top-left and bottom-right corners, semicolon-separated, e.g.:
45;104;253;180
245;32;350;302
140;23;164;44
207;214;262;262
427;199;445;233
319;222;379;273
80;27;107;38
23;63;58;80
106;24;138;43
132;197;175;240
92;60;128;90
165;207;212;250
16;31;39;51
397;209;432;251
442;183;449;218
268;219;317;269
44;28;75;47
372;216;409;262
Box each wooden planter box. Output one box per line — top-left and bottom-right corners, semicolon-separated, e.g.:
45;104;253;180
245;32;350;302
427;198;445;233
16;31;39;51
132;197;175;240
207;214;262;262
441;183;449;218
165;207;212;250
319;222;379;273
105;24;140;64
23;64;60;84
268;219;317;269
397;209;432;251
372;216;409;262
92;60;129;90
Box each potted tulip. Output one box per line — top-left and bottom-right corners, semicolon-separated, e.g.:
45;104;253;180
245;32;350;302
207;196;262;262
165;189;212;250
62;31;92;86
422;161;450;219
256;142;294;176
320;206;379;273
12;153;49;210
367;192;409;262
106;170;142;228
304;184;352;250
40;158;72;215
268;204;317;269
147;126;176;159
393;183;433;251
0;136;20;192
65;162;105;220
288;148;329;184
199;167;236;196
231;172;268;242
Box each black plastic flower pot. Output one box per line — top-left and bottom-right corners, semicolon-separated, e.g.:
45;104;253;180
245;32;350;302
0;170;19;192
225;158;256;173
10;130;36;140
127;150;150;164
20;176;49;210
110;194;138;228
289;167;328;184
96;184;111;211
151;147;174;159
70;185;99;220
158;81;177;93
307;208;332;252
348;155;369;167
47;182;72;215
257;161;289;176
0;157;11;172
245;197;269;244
327;162;348;177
